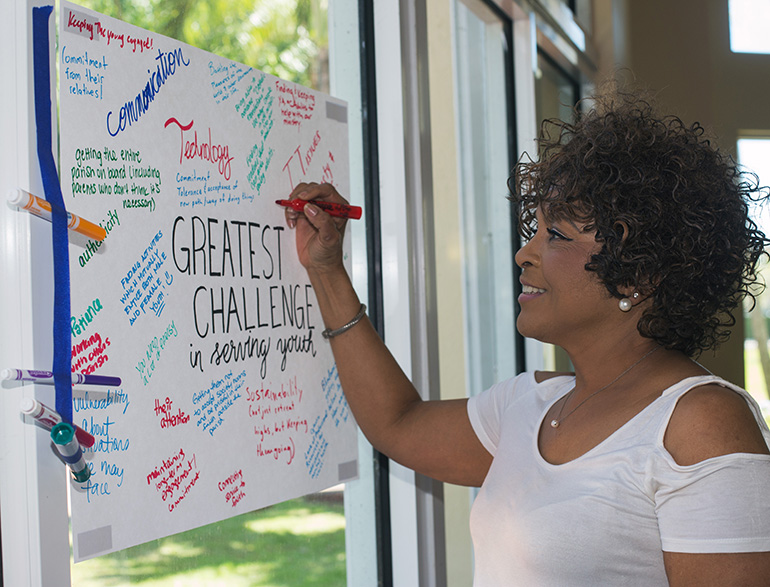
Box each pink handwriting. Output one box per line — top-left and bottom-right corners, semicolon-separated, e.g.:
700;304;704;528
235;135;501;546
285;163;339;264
71;332;111;374
165;117;234;180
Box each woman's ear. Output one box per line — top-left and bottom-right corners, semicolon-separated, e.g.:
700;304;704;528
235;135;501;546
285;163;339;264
613;220;657;300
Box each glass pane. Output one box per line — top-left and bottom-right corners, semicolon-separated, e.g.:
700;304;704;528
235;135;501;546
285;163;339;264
78;0;330;91
738;137;770;426
71;492;345;586
532;53;578;371
535;54;577;131
454;0;517;395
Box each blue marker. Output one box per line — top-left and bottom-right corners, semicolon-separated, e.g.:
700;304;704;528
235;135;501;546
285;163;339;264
51;422;90;482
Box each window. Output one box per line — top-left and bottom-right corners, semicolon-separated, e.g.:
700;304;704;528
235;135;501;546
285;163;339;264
449;2;519;582
738;137;770;425
60;1;377;585
533;52;579;371
535;52;579;135
729;0;770;54
454;0;518;396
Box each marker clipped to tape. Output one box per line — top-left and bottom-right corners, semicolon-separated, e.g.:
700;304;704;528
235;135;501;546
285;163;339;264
8;188;107;241
20;397;95;447
3;368;121;387
51;422;91;483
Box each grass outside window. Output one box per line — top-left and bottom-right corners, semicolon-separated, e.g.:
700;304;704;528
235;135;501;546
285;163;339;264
71;494;346;586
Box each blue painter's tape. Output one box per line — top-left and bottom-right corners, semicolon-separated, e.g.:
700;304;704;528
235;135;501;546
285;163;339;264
33;6;74;424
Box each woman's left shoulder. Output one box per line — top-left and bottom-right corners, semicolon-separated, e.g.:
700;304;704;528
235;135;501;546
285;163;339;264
664;382;770;466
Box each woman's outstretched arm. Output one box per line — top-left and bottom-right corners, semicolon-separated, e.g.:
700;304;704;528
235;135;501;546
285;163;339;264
285;182;492;487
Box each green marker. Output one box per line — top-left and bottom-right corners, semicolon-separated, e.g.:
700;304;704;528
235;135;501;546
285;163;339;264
51;422;91;482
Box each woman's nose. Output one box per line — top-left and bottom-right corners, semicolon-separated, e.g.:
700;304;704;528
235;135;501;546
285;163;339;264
515;235;539;268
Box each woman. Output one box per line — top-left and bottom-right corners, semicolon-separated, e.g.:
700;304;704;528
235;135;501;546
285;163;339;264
282;92;770;585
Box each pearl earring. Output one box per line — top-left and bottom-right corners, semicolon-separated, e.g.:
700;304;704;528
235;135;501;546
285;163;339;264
619;292;639;312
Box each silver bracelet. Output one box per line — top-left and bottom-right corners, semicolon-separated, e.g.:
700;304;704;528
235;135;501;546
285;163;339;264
322;304;367;339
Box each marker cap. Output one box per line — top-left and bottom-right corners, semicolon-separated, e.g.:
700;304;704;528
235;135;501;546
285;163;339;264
71;467;91;482
19;396;37;414
7;188;27;208
51;421;76;446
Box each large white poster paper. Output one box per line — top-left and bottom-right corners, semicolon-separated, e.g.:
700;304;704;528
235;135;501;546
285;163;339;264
58;2;357;562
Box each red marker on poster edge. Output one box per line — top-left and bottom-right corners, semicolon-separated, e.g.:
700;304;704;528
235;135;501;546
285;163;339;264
275;199;362;220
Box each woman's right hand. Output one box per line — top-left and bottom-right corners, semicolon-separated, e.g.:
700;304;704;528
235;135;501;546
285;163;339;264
280;184;492;488
283;182;349;275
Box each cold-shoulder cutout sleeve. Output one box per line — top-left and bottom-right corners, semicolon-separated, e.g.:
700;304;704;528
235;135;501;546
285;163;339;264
652;379;770;553
653;452;770;553
664;383;770;466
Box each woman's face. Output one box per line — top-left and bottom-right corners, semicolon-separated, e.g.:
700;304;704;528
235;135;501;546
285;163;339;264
515;206;622;347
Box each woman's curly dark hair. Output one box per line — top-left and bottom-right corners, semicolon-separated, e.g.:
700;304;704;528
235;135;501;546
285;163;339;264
509;91;770;357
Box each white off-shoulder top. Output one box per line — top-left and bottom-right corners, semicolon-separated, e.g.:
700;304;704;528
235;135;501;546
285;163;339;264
467;373;770;586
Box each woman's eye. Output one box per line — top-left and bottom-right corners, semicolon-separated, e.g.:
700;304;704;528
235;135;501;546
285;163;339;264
546;228;570;241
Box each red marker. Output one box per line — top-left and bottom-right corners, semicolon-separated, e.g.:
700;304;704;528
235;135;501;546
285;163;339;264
20;397;96;447
275;199;362;220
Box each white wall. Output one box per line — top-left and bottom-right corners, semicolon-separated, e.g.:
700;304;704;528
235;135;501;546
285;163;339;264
0;3;72;586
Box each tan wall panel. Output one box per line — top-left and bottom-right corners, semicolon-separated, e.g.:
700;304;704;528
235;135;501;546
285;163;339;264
425;0;474;584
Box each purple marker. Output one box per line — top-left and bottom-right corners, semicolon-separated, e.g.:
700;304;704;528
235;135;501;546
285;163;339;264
1;368;121;387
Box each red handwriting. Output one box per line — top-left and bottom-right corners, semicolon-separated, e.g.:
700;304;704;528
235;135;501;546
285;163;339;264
304;131;321;168
275;80;316;127
71;332;111;374
256;436;296;464
322;162;334;185
247;378;304;403
253;417;309;441
281;132;336;190
283;140;334;190
147;448;186;485
154;397;190;429
100;25;124;48
282;146;304;189
126;35;152;53
217;469;246;507
146;448;200;512
164;118;234;180
65;9;154;51
67;10;95;40
246;376;307;466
